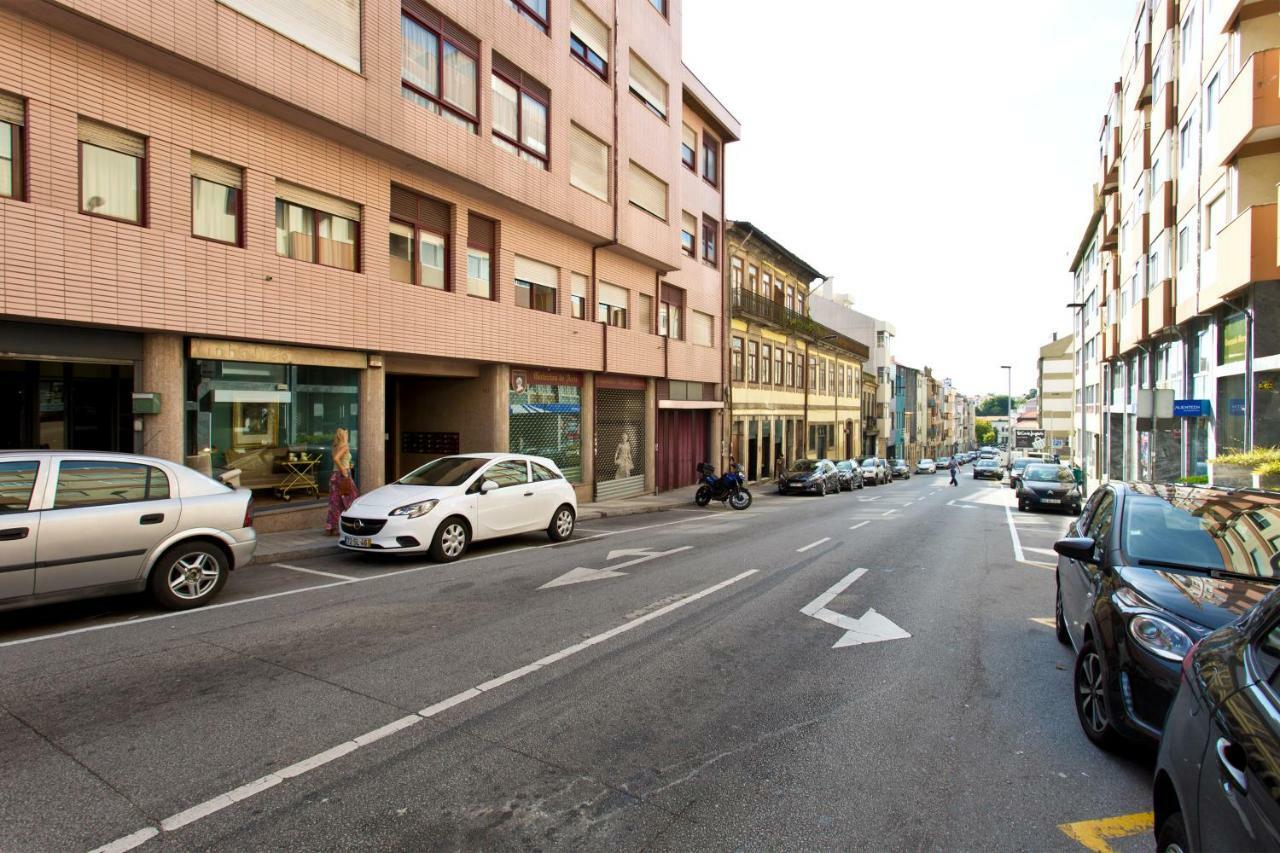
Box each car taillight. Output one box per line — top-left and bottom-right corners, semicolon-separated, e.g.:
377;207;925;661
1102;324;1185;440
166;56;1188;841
243;495;255;529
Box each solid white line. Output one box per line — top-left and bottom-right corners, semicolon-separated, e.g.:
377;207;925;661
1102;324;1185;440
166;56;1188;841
1023;546;1059;557
1004;502;1026;563
848;521;869;531
274;563;358;581
88;569;760;852
0;512;730;651
796;537;832;553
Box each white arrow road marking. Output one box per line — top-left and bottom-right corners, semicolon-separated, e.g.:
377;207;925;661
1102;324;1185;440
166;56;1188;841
945;500;976;509
800;568;911;648
539;546;694;590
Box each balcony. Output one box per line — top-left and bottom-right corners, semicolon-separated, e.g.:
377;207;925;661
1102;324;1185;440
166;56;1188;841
1104;322;1121;360
1100;120;1121;194
1149;278;1176;334
1218;48;1280;165
1124;43;1152;114
1211;202;1280;306
864;416;878;435
1119;297;1150;354
730;289;870;359
1102;192;1121;249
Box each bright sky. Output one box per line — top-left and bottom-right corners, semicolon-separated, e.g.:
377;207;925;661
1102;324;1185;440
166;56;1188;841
682;0;1135;398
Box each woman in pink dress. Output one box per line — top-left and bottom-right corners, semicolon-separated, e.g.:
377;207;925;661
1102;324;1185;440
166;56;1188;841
324;427;358;535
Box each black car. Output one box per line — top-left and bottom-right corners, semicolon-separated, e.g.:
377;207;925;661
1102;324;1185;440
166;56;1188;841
835;460;865;491
1008;456;1036;490
1054;483;1280;752
1017;463;1081;514
888;458;911;480
1154;586;1280;852
779;459;841;496
973;458;1002;480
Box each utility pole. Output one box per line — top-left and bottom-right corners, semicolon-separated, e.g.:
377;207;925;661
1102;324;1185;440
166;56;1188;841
1001;365;1013;468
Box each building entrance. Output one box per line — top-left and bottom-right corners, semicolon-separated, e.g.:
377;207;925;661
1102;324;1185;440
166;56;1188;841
0;359;133;452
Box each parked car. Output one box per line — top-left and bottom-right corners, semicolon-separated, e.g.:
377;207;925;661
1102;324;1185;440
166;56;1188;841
1154;587;1280;852
1017;463;1082;514
889;458;911;479
1054;483;1280;752
0;450;256;612
779;458;841;496
973;458;1002;480
915;458;937;475
936;456;952;470
340;453;577;562
835;460;865;491
860;457;889;486
1008;456;1037;490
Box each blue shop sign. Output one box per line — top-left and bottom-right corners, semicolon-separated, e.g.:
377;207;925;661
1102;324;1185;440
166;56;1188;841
1230;398;1247;416
1172;399;1211;418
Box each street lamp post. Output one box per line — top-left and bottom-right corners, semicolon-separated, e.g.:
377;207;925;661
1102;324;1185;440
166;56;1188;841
1000;365;1013;466
1067;302;1086;475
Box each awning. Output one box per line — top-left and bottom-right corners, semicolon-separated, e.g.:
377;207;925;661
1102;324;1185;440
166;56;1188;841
509;403;582;415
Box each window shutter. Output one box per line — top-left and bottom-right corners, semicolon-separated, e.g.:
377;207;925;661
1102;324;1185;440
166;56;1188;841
0;92;23;126
628;161;667;221
390;185;418;221
389;185;448;233
598;281;627;309
515;255;558;288
276;180;360;221
569;123;609;201
681;123;696;152
402;0;479;53
660;283;684;307
637;294;652;331
690;311;713;347
492;53;549;101
78;118;145;157
468;212;495;250
191;153;242;189
682;210;697;236
628;52;667;116
570;0;610;62
571;272;589;299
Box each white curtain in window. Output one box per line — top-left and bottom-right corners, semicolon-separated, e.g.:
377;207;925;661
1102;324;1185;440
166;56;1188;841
442;42;476;114
571;272;589;300
491;75;518;139
81;144;139;222
0;124;12;197
317;214;357;270
401;16;439;95
569;124;608;201
192;178;237;242
522;93;547;155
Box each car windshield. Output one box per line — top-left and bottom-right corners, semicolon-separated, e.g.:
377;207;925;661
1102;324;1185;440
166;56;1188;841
920;459;933;465
398;456;490;487
1122;493;1280;578
1024;464;1071;483
836;461;854;471
1012;458;1033;470
977;460;998;468
861;459;878;468
789;460;820;473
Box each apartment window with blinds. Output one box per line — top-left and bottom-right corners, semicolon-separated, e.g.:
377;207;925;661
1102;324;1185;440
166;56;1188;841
690;310;713;348
774;348;784;386
492;58;550;169
628;52;667;119
658;284;683;340
191;154;242;245
275;181;360;271
571;272;588;319
681;211;697;257
516;255;558;313
629;161;667;221
760;344;772;383
702;133;719;187
681;123;696;171
79;119;145;224
401;4;480;132
0;92;23;200
702;215;718;268
467;212;496;298
731;337;744;382
597;281;628;327
389;185;450;289
637;293;653;332
570;1;609;79
507;0;549;32
570;123;609;201
222;0;361;72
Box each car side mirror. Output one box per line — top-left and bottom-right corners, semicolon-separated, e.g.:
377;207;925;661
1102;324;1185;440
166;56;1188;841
480;480;499;495
1054;536;1096;563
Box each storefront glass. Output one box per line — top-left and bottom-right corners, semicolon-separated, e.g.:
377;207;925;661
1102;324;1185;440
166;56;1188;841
1257;371;1280;448
509;370;582;482
1217;373;1247;453
186;359;360;497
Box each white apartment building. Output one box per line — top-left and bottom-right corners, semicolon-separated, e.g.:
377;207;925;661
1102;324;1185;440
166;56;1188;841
808;291;896;458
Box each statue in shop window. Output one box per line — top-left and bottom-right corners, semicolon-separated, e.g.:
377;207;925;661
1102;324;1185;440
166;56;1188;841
614;430;634;480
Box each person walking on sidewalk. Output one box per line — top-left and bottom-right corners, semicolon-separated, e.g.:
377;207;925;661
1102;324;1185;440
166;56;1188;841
949;456;959;487
325;427;358;536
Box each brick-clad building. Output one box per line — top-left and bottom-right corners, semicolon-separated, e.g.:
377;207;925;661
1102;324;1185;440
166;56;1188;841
0;0;738;527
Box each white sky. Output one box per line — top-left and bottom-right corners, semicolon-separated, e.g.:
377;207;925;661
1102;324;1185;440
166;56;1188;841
682;0;1135;397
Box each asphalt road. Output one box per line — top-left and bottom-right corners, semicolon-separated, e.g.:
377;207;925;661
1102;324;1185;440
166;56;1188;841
0;470;1157;852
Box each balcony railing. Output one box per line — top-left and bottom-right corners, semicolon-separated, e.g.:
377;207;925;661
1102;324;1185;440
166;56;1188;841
731;289;869;359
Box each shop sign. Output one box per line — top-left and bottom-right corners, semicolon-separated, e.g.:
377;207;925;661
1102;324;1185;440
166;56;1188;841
1014;429;1045;449
1172;399;1211;418
596;374;648;391
1222;314;1247;364
190;338;368;370
513;368;582;388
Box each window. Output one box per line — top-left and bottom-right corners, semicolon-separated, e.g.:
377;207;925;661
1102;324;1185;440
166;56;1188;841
681;123;697;171
276;182;360;271
52;460;169;509
629;161;667;221
569;0;609;78
628;51;668;119
731;337;744;381
0;460;38;513
1206;73;1220;131
467;212;496;298
569;123;609;201
1206;194;1226;250
762;271;773;300
774;348;783;386
79;119;144;224
571;272;588;319
785;351;795;387
1179;113;1196;170
400;7;479;132
761;344;772;383
0;92;24;200
1178;226;1190;270
506;0;548;31
730;256;743;290
390;185;450;288
637;293;653;331
747;340;759;382
786;285;795;312
191;154;242;245
702;215;718;267
648;0;667;15
748;264;759;294
681;211;697;257
690;310;713;347
492;59;550;169
484;459;530;487
222;0;360;72
702;133;719;187
1180;8;1194;67
516;256;559;313
532;462;562;482
658;284;683;339
597;281;628;327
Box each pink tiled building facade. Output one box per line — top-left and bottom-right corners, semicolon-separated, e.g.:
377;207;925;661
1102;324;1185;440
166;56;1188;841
0;0;738;525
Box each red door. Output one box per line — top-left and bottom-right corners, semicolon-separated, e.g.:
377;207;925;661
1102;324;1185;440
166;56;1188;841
657;409;709;492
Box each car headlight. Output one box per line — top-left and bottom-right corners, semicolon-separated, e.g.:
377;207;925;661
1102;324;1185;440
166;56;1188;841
1127;613;1193;661
389;499;438;519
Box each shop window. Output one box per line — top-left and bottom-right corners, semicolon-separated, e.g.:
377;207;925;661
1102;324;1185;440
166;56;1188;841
275;181;360;271
79;118;145;224
595;385;645;495
515;255;558;313
401;4;479;132
191;154;242;246
0;92;25;200
390;185;451;289
509;372;581;482
467;212;496;298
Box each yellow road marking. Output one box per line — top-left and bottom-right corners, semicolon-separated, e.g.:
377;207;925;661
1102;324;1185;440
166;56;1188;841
1029;617;1056;628
1058;812;1154;852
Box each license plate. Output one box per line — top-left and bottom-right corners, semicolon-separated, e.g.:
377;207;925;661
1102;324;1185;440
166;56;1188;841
1041;498;1061;504
341;535;372;548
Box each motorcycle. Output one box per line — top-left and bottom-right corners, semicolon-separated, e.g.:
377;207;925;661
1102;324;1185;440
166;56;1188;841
694;462;752;510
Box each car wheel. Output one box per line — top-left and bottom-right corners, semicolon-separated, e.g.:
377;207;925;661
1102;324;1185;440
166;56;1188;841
1156;812;1189;853
430;517;470;563
1054;580;1070;646
1073;640;1123;751
547;505;575;542
149;542;228;610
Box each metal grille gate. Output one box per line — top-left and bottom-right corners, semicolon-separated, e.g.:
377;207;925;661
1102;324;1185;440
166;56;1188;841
594;387;646;500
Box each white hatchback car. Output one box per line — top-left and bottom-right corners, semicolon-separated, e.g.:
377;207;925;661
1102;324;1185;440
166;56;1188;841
915;458;937;474
338;454;578;561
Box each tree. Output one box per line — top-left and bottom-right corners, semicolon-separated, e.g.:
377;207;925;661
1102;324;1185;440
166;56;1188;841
976;396;1010;417
975;419;996;447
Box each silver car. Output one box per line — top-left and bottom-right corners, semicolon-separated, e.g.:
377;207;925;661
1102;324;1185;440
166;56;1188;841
0;451;257;612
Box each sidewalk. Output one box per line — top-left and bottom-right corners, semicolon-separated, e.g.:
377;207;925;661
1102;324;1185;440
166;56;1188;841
247;487;701;566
